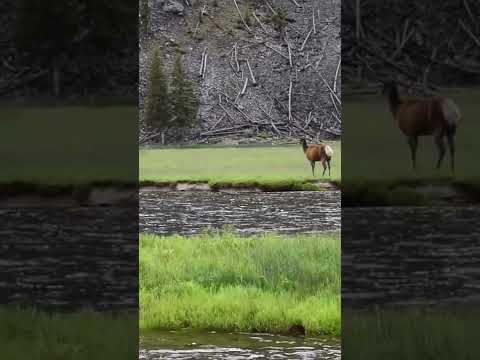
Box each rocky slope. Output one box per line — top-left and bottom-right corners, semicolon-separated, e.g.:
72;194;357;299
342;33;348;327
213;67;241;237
0;0;137;102
140;0;341;144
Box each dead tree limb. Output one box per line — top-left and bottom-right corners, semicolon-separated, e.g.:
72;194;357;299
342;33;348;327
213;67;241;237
285;31;293;68
300;28;314;51
459;19;480;48
202;52;208;78
199;49;206;76
241;77;248;95
263;42;289;60
289;0;300;7
245;59;257;85
333;57;341;93
234;43;240;71
288;80;293;122
232;0;252;33
252;11;268;33
319;71;341;104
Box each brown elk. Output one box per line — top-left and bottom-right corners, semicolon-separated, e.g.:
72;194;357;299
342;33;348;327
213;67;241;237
300;138;334;176
383;81;461;173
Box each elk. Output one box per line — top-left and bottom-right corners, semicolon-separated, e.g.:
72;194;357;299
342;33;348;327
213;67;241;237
383;81;461;173
300;138;334;176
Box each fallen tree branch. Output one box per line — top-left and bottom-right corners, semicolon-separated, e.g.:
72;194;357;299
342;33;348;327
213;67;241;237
300;28;314;51
252;11;268;33
232;0;252;33
288;80;293;121
245;59;257;86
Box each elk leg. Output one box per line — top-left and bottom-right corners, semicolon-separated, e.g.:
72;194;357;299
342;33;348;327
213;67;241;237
408;136;418;171
322;160;327;176
446;132;455;174
327;159;331;177
310;161;315;176
435;134;446;170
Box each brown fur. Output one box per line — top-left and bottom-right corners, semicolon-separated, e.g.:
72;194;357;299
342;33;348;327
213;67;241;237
384;82;461;172
300;139;333;176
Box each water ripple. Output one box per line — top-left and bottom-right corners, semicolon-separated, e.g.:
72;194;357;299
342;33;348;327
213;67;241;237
140;191;340;235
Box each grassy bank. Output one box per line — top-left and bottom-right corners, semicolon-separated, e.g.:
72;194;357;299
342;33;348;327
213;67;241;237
139;142;341;190
343;308;479;359
140;232;340;336
342;89;480;205
0;106;137;186
0;307;137;359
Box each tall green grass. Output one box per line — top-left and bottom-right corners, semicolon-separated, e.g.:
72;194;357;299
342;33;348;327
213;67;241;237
139;142;341;184
0;307;137;360
0;106;137;185
140;232;340;336
343;308;480;360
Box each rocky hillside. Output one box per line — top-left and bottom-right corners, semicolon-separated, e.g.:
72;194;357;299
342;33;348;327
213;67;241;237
1;0;137;102
140;0;341;144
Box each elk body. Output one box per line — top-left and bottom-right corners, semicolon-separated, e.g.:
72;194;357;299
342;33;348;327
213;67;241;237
383;82;461;173
300;139;333;176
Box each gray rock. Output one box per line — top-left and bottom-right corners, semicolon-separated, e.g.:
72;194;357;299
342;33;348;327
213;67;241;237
163;0;184;15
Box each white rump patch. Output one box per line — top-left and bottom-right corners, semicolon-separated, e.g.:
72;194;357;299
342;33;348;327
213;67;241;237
325;145;333;158
441;98;461;127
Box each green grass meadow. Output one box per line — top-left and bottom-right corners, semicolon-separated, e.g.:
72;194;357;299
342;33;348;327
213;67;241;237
140;231;340;336
343;308;479;360
0;307;137;360
342;89;480;204
139;141;341;186
343;89;480;182
0;106;137;185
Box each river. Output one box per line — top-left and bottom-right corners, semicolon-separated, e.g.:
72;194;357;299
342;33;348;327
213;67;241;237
140;330;340;360
140;190;341;235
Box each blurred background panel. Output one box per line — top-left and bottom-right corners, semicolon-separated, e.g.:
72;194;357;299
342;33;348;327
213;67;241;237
0;1;138;359
342;1;480;359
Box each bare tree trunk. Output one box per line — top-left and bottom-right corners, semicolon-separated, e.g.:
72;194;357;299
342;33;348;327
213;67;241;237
161;131;165;145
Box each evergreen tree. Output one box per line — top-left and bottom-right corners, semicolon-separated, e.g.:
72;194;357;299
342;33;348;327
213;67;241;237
170;55;199;132
145;46;170;142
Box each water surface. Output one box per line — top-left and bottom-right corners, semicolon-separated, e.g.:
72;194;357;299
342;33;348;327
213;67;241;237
343;205;480;307
140;190;340;235
140;330;340;360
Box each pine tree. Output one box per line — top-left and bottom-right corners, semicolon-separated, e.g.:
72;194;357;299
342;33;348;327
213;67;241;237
170;55;199;132
145;46;170;142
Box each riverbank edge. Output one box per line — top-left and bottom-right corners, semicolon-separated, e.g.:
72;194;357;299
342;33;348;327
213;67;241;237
0;179;341;205
0;182;138;207
342;178;480;206
139;179;342;192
